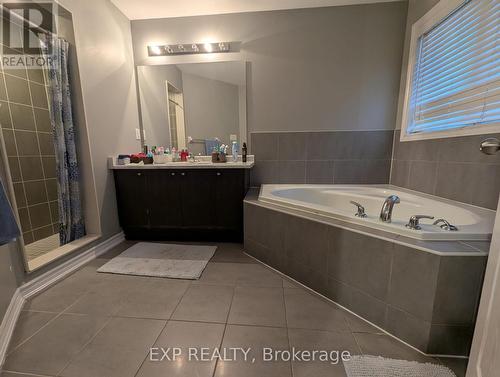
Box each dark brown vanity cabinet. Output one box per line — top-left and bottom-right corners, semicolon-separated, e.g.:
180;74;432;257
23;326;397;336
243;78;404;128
113;169;249;241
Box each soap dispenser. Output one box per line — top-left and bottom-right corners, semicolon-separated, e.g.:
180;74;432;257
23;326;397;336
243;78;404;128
231;141;239;162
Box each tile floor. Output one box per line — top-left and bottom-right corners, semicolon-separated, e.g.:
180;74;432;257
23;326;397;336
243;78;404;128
1;242;467;377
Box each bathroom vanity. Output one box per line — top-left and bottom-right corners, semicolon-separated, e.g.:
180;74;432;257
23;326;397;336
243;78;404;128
111;158;254;241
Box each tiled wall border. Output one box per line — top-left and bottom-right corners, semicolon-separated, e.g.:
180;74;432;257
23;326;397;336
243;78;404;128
249;130;394;186
391;130;500;210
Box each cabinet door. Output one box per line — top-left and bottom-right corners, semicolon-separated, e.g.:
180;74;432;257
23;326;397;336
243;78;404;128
180;170;216;228
147;170;183;228
215;170;245;230
114;170;148;229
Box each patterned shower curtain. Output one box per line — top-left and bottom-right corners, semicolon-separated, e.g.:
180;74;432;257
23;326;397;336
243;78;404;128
41;35;85;245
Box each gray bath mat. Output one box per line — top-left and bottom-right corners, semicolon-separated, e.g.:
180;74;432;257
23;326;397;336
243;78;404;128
344;355;456;377
97;242;217;279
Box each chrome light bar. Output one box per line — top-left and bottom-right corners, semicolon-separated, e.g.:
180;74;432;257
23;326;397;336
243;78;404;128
147;42;234;56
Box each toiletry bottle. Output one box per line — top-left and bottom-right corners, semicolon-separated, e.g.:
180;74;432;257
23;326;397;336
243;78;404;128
242;142;247;163
232;141;239;162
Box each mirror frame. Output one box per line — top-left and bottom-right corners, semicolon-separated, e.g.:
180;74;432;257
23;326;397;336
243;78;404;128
135;58;248;153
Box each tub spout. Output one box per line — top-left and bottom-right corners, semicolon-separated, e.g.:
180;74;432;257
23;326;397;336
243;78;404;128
380;195;400;223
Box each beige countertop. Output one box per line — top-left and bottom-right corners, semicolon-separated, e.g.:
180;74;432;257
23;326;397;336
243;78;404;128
108;156;255;170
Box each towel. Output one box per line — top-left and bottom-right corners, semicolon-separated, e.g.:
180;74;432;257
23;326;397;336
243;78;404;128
0;179;20;246
204;139;221;155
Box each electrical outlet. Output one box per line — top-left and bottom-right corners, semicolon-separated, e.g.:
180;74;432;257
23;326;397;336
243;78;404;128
142;129;146;140
230;134;237;141
135;128;141;140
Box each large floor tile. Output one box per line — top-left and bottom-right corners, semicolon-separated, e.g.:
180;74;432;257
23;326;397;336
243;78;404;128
196;263;283;287
228;286;286;327
284;288;350;332
288;328;361;377
136;320;225;377
214;325;292;377
7;311;57;354
60;317;165;377
344;313;383;334
3;314;109;376
439;357;468;377
23;276;91;313
211;244;256;264
115;278;190;319
172;284;234;323
353;333;436;363
64;275;150;316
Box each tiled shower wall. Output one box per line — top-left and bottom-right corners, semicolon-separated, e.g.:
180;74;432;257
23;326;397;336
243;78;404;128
0;28;58;244
391;130;500;210
250;130;394;186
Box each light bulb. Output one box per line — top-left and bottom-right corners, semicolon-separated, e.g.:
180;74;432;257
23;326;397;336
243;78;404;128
149;45;162;55
204;43;213;52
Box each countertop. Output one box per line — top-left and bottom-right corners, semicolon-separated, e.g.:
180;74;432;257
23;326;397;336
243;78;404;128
108;156;255;170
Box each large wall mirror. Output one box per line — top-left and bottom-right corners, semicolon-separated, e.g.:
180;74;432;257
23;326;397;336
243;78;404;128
137;61;247;155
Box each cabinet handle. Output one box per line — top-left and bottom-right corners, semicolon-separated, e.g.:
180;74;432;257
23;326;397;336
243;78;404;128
216;172;221;176
181;172;186;176
137;172;142;176
171;172;175;176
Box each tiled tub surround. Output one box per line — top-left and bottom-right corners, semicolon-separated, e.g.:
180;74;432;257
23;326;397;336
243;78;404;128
250;130;394;186
244;190;488;356
0;42;59;247
391;130;500;210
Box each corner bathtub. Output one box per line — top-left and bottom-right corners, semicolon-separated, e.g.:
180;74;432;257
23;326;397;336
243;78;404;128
259;185;495;241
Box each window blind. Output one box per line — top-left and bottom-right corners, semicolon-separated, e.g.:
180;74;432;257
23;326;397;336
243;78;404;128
407;0;499;134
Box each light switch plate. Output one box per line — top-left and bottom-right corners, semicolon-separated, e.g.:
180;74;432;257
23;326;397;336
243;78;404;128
135;128;141;140
230;134;237;141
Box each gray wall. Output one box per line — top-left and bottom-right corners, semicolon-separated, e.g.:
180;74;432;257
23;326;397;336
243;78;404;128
390;0;500;210
137;65;183;147
131;2;408;134
182;72;239;155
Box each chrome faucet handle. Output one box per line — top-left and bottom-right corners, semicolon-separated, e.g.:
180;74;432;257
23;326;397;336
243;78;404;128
433;219;458;231
405;215;435;230
350;201;367;218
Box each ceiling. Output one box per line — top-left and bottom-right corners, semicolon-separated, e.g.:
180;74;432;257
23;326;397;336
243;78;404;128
111;0;402;20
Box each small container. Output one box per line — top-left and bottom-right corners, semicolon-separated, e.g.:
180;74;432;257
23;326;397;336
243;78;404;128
153;154;168;164
117;155;130;165
212;151;219;163
218;152;227;163
142;156;154;164
242;142;247;163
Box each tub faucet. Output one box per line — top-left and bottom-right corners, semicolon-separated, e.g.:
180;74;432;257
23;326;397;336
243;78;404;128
379;195;400;223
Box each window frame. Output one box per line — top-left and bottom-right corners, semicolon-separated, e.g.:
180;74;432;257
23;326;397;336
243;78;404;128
400;0;500;142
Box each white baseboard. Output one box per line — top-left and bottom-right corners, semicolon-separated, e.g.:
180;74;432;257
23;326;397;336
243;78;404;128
0;231;125;367
21;232;124;300
0;289;24;368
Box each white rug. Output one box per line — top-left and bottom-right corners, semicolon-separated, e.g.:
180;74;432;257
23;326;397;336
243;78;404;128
344;355;457;377
97;242;217;279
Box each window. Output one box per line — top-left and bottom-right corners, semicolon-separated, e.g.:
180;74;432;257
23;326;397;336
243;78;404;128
401;0;499;140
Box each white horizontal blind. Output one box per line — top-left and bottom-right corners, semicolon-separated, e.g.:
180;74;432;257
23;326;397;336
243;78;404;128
407;0;500;134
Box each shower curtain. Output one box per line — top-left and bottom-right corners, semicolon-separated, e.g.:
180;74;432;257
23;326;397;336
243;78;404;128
41;35;85;245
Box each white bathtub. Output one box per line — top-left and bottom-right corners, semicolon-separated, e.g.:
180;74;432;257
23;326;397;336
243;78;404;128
258;185;495;241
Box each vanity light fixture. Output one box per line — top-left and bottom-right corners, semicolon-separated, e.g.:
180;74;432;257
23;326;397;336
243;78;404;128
147;41;235;56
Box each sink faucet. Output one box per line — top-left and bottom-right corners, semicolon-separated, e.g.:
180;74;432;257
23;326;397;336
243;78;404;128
380;195;400;223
